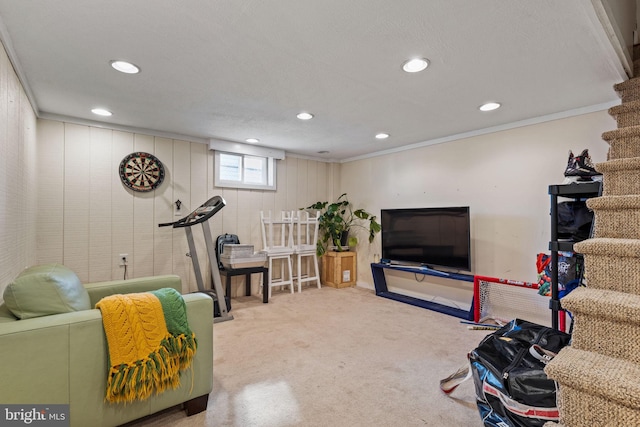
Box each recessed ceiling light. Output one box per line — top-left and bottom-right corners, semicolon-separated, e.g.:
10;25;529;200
91;108;112;116
375;133;390;139
402;58;429;73
246;138;260;143
317;150;329;154
479;102;501;112
297;112;314;120
110;60;140;74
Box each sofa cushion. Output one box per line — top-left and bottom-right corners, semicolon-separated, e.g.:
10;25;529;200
0;304;17;323
3;264;91;319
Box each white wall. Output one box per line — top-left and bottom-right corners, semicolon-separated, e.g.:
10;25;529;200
35;119;337;296
600;0;636;67
341;111;614;308
0;40;37;299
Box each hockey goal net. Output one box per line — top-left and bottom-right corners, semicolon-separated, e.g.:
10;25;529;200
474;275;552;327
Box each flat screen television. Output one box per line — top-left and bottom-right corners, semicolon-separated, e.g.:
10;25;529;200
381;207;471;272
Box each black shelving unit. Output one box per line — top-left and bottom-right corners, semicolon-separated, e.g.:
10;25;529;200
548;181;602;330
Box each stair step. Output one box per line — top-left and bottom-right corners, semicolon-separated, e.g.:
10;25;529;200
564;287;640;322
601;126;640;159
587;195;640;239
596;157;640;195
553;384;640;426
545;347;640;425
614;78;640;103
574;238;640;295
562;288;640;363
609;100;640;128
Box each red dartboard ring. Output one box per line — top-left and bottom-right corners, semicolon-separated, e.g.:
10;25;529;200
119;152;165;192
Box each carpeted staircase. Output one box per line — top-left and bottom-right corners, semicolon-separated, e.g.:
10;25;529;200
543;45;640;426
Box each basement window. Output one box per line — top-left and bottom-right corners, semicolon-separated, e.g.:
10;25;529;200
214;151;276;191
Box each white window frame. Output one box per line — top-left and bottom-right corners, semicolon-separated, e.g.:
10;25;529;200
214;151;277;191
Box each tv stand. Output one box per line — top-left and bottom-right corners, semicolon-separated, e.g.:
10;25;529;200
370;263;474;320
391;264;451;276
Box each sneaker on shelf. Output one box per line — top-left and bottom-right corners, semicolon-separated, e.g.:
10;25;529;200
563;149;602;182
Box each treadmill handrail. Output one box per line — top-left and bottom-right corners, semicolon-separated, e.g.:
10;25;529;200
158;195;226;228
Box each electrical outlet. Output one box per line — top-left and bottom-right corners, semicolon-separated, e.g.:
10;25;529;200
119;253;128;266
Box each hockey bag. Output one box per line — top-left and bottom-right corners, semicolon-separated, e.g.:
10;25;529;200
440;319;571;427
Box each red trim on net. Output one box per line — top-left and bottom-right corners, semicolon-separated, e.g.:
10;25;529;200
473;275;540;323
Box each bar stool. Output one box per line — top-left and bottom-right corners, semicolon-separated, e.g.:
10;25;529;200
260;210;295;298
292;210;321;292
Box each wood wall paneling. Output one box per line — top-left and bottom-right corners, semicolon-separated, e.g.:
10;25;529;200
88;127;113;282
171;140;192;293
132;134;155;278
0;46;37;294
111;131;134;280
0;47;8;288
188;142;210;293
36;120;64;264
23;91;37;267
152;137;174;278
30;120;334;297
63;124;91;281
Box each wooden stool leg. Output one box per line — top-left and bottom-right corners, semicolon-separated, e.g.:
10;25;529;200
262;270;268;303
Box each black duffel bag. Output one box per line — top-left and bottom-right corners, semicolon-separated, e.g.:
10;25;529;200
441;319;571;427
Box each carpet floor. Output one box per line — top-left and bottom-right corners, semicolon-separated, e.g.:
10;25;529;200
129;286;491;427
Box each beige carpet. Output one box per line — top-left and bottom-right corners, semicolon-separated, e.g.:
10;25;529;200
129;286;491;427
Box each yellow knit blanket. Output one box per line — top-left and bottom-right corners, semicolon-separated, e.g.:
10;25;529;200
96;288;197;403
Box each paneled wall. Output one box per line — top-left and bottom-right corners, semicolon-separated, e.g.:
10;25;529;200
36;119;337;294
0;41;37;299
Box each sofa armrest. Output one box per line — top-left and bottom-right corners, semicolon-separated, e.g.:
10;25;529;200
69;292;213;426
0;291;213;426
0;309;102;405
84;275;182;306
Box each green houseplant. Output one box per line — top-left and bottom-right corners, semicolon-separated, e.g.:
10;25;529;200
302;193;381;257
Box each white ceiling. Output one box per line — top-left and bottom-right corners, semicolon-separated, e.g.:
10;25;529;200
0;0;628;161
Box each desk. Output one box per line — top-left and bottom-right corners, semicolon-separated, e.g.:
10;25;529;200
220;266;269;303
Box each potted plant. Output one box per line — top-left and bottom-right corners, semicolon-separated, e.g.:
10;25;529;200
302;193;381;256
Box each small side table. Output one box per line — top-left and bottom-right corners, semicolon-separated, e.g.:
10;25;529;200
321;251;357;288
220;266;269;303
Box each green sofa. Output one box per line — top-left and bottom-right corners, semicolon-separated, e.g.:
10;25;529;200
0;267;213;427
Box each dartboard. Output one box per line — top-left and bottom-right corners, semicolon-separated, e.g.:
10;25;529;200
119;152;165;192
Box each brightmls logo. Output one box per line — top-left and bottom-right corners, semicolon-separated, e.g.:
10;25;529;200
0;405;69;426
